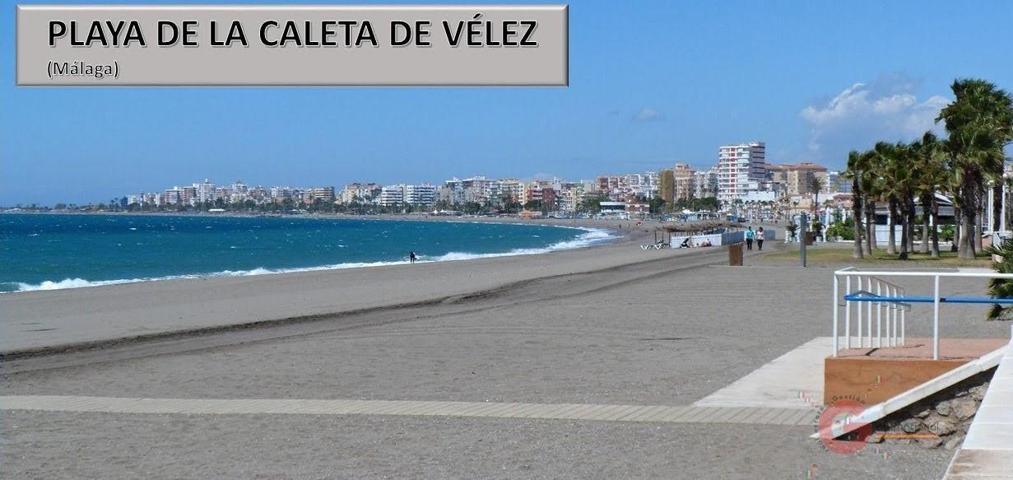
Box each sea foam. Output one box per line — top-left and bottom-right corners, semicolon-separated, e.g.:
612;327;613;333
8;227;613;293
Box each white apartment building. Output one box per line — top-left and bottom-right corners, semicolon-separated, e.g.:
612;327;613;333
379;185;404;207
692;170;717;199
716;142;767;204
379;184;436;207
196;179;216;204
404;184;437;206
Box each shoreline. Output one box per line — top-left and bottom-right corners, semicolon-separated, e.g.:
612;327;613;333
2;212;645;294
1;233;695;354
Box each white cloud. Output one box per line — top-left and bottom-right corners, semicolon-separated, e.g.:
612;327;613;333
800;78;948;164
632;107;665;123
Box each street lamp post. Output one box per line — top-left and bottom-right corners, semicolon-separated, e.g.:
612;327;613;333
799;212;809;268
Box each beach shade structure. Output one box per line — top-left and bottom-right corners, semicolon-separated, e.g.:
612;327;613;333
660;220;744;234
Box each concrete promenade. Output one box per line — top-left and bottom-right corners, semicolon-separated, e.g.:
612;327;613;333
945;335;1013;479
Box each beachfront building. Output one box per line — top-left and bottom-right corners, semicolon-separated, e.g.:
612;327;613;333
440;176;499;206
307;186;336;203
490;179;524;206
161;188;181;205
378;184;436;208
595;171;661;202
196;179;216;204
659;169;675;204
552;181;582;213
523;181;558;210
716;142;767;204
379;185;404;207
247;186;269;204
404;184;437;207
673;163;696;201
228;181;249;204
769;162;828;196
693;169;718;199
598;201;628;219
339;183;382;205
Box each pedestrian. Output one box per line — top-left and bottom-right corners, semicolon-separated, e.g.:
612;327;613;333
756;227;765;251
745;226;755;251
409;251;417;264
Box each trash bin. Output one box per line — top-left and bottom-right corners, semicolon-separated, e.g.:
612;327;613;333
728;243;743;266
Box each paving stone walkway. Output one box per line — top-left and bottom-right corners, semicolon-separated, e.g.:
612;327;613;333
0;395;819;426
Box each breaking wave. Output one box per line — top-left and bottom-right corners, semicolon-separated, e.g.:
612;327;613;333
7;228;613;293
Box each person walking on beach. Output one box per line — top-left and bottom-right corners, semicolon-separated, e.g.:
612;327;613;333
756;227;765;251
409;251;417;264
745;226;755;251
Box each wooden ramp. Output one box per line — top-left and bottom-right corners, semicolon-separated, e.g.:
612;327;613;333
825;338;1008;405
812;342;1008;441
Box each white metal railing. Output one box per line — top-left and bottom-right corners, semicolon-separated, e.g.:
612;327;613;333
832;268;1013;360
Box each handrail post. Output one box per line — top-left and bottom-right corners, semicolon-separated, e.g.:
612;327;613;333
900;301;905;346
866;277;872;348
933;275;941;360
832;274;839;356
892;286;897;347
844;276;852;350
888;286;894;347
876;281;882;348
857;276;863;347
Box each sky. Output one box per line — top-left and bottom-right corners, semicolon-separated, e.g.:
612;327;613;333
3;0;1013;205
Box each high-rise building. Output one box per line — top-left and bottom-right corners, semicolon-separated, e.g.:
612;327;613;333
379;185;404;207
692;170;717;199
404;184;437;206
196;179;216;204
716;142;767;203
378;184;436;207
673;163;696;201
659;169;675;204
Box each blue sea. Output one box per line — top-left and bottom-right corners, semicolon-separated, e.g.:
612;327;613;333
0;214;611;293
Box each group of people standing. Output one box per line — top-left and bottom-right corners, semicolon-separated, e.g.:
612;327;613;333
744;226;765;251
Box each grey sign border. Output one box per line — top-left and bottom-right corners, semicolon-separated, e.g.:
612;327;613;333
15;4;569;87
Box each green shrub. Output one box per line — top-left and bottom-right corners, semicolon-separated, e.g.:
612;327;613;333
986;238;1013;320
826;219;856;241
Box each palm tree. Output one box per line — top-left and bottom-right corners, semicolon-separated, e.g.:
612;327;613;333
899;142;920;258
881;142;918;259
856;150;881;255
937;79;1013;259
870;142;904;255
808;174;826;217
844;151;865;259
912;132;948;257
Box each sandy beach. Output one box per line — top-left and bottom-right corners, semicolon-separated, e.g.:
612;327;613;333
7;224;1008;480
1;221;672;354
6;233;1008;479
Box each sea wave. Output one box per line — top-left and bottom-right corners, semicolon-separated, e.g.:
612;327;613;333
6;227;614;293
425;227;613;261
